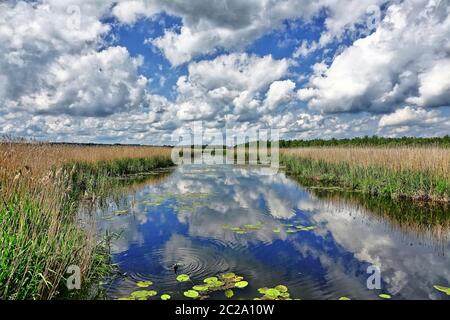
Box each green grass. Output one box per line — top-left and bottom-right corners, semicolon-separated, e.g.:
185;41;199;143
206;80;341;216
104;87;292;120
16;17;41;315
0;155;174;300
281;154;450;202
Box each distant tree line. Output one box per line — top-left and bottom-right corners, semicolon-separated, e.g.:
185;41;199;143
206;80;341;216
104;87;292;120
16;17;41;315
278;135;450;148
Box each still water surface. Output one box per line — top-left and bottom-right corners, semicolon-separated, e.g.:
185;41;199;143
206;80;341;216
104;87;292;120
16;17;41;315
91;165;450;300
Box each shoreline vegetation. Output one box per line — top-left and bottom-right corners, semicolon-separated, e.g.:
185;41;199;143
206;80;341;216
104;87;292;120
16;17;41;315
281;147;450;203
0;142;173;300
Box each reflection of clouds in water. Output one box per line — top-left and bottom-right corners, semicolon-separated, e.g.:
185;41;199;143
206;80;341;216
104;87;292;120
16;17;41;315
303;199;450;299
94;165;450;300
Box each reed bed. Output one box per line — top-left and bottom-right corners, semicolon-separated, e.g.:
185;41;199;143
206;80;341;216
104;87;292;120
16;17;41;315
0;142;173;300
281;147;450;202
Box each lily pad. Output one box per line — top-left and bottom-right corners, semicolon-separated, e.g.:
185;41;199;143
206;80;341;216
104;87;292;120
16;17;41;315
137;280;153;288
275;285;288;293
176;274;190;282
204;276;219;283
433;285;450;295
192;285;209;292
131;290;157;299
234;231;248;234
258;287;269;294
264;288;280;299
221;272;236;279
184;290;199;299
272;229;281;233
235;281;249;288
379;293;392;299
160;294;171;300
225;289;234;299
338;297;351;300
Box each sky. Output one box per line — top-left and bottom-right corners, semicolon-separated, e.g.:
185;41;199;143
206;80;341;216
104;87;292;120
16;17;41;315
0;0;449;145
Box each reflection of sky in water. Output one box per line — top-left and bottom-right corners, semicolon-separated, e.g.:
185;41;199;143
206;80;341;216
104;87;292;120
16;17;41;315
92;165;450;300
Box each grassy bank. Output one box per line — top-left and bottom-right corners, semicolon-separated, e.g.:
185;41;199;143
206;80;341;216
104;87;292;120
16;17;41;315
0;142;173;300
281;147;450;202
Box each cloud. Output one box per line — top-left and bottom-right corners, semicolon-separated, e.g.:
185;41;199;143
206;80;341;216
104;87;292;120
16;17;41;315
0;1;151;118
379;106;442;128
21;47;148;117
298;0;450;113
140;0;387;65
264;80;296;111
171;53;291;122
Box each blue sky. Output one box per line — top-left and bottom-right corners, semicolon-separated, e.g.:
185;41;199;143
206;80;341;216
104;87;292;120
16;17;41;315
0;0;449;144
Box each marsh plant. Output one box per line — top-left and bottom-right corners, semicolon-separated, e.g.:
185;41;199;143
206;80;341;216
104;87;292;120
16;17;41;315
0;141;173;299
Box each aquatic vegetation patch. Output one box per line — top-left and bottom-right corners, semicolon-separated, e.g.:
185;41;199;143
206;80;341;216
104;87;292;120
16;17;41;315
130;290;158;299
378;293;392;299
338;297;351;300
160;294;171;300
256;284;293;300
183;290;199;299
183;273;249;300
176;274;190;282
136;280;153;288
225;222;264;235
235;281;249;288
225;289;234;298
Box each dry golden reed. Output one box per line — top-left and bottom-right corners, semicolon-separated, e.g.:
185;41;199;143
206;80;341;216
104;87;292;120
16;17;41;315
0;142;172;178
282;147;450;179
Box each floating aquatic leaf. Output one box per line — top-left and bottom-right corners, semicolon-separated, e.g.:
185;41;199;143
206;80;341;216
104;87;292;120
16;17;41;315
279;292;290;298
176;274;190;282
295;225;305;229
272;229;281;233
275;285;288;293
225;289;234;299
258;287;269;294
235;281;249;288
193;285;209;292
234;231;247;234
286;229;298;233
137;280;153;288
233;276;244;282
230;227;241;231
160;294;171;300
281;224;294;227
222;224;232;229
433;285;450;295
379;294;392;299
131;290;157;299
338;297;351;300
221;272;236;279
264;288;280;299
303;226;317;231
204;277;219;284
116;297;133;300
184;290;199;298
